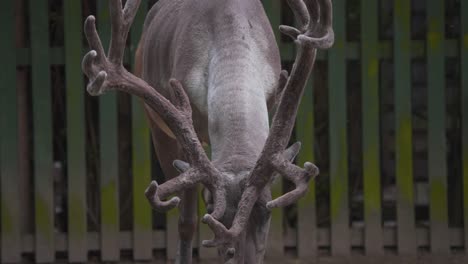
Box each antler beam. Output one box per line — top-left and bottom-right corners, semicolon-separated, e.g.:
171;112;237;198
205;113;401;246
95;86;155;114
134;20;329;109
81;0;227;218
201;0;333;250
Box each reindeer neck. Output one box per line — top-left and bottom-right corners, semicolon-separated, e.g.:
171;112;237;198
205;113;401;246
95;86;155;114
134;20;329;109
207;40;274;171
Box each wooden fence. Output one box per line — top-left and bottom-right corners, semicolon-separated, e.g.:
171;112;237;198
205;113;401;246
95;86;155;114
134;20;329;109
1;0;468;263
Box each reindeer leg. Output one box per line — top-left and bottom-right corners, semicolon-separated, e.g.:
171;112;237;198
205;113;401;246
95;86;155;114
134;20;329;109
176;188;198;264
145;105;197;263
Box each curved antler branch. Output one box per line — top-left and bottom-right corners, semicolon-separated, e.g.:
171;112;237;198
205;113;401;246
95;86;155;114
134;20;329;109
200;0;334;248
266;155;319;209
82;0;228;218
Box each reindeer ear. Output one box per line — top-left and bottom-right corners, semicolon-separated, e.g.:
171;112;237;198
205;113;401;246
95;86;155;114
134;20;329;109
270;142;302;184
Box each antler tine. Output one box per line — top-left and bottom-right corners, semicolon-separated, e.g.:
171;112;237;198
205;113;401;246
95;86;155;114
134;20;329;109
108;0;141;63
317;0;333;28
259;0;333;210
145;181;181;211
200;0;334;248
82;0;227;217
286;0;310;32
83;17;105;63
266;156;319;209
201;186;258;248
302;0;334;49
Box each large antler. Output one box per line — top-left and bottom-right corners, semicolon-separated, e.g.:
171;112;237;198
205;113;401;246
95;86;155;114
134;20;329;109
201;0;333;250
81;0;227;219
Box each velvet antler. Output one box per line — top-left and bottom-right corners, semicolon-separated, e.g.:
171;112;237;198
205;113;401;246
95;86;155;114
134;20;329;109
82;0;333;257
201;0;333;250
81;0;228;219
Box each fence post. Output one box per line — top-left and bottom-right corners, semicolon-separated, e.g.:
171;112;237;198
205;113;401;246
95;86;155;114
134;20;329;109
130;0;154;260
361;0;383;256
461;0;468;256
296;76;317;260
427;0;449;255
0;0;21;262
97;0;121;260
30;0;55;262
328;0;350;257
394;0;417;256
65;0;88;261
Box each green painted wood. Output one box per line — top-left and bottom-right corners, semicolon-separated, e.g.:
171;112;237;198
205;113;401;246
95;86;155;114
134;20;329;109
64;0;87;261
14;39;463;67
328;0;350;256
264;0;284;256
461;0;468;255
0;1;20;262
130;0;153;260
361;0;383;255
29;0;55;262
97;0;120;260
426;0;449;255
296;76;317;260
394;0;417;255
166;203;179;259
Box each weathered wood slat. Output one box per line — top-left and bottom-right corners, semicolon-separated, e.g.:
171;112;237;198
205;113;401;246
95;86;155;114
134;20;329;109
130;0;153;260
20;231;165;252
361;0;383;255
0;0;20;262
16;227;467;254
166;203;179;259
264;0;284;257
394;0;417;255
97;0;120;260
64;0;87;261
296;76;317;260
328;0;350;256
29;0;55;262
13;39;463;66
426;0;449;255
461;0;468;255
15;0;31;256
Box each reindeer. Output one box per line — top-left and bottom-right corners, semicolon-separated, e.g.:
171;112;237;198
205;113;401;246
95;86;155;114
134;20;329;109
81;0;333;263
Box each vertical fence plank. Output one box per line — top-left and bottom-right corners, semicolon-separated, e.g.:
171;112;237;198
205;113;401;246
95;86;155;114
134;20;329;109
130;0;153;260
263;0;284;257
0;0;20;262
29;0;55;262
427;0;449;255
296;77;317;260
361;0;383;255
461;0;468;255
64;0;87;261
166;201;179;259
97;0;120;260
328;0;349;256
394;0;417;255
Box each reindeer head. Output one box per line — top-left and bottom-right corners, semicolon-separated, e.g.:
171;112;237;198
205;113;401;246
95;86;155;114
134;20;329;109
81;0;333;262
196;141;311;262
